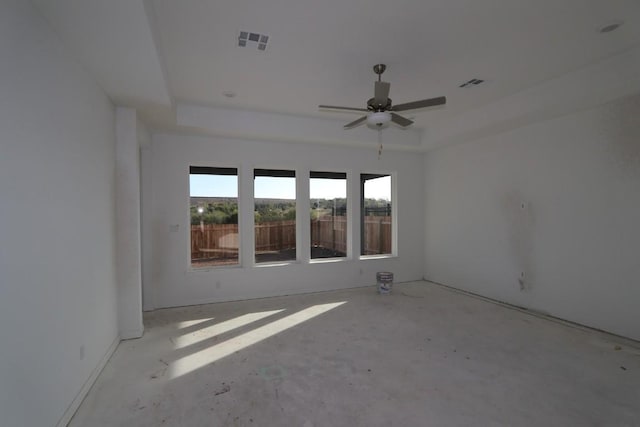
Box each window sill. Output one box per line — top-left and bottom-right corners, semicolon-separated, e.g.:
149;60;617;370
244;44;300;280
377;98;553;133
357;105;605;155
309;257;349;264
359;254;396;261
254;260;299;268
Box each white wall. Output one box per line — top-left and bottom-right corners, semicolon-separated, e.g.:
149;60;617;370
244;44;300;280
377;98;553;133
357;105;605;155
144;133;425;308
424;94;640;341
140;127;155;311
116;108;143;338
0;1;119;426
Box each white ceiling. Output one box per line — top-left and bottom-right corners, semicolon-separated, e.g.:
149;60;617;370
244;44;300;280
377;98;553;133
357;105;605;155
32;0;171;108
33;0;640;150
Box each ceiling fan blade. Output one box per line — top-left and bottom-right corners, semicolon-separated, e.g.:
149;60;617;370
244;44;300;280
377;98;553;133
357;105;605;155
319;105;369;112
392;96;446;112
343;116;367;129
390;113;413;127
374;81;390;105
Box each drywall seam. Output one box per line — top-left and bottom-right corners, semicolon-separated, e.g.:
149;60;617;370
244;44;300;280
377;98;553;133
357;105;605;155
56;337;120;427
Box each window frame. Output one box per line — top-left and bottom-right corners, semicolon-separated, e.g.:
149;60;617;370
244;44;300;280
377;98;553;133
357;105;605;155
359;172;397;258
188;165;241;271
309;170;349;262
253;168;298;265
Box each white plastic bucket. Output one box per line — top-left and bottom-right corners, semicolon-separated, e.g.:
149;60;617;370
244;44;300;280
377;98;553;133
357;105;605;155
377;271;393;295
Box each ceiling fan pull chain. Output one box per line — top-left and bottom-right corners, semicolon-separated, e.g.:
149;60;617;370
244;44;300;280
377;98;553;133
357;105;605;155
377;128;383;159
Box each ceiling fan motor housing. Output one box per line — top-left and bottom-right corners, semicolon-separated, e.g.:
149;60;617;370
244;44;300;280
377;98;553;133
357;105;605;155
367;97;392;112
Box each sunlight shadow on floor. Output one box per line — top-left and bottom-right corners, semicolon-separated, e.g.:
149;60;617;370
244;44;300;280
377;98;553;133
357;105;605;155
174;309;284;349
177;318;215;329
169;301;347;379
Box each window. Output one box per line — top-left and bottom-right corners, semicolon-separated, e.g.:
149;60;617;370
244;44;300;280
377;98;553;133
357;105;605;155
361;173;392;256
254;169;296;263
310;171;347;259
189;166;239;268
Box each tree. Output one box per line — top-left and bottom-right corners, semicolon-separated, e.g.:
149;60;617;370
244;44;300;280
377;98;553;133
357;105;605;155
190;201;239;225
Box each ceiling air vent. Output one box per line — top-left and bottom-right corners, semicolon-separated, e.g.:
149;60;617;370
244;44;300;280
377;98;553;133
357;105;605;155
459;78;484;88
238;31;269;51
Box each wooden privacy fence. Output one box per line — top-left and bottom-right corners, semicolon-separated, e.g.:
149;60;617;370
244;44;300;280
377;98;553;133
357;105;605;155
362;216;391;255
191;216;391;260
254;220;296;253
311;216;347;254
191;224;239;261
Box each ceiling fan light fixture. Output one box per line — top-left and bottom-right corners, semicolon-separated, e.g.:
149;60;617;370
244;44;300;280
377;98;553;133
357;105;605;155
367;111;391;126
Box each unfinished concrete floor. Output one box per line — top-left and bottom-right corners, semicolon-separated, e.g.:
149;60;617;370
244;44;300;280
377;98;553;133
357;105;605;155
70;281;640;426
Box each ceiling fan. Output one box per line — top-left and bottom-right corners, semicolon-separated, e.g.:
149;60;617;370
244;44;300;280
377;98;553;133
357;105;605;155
319;64;446;129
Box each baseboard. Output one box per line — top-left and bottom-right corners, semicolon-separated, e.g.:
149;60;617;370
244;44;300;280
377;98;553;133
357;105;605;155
120;327;144;340
424;278;640;347
56;336;120;427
